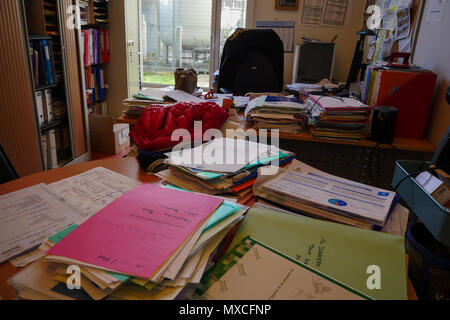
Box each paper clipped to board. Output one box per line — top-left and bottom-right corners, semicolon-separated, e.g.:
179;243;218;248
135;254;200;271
46;184;223;279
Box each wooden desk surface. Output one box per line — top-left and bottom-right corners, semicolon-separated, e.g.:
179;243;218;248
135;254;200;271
116;115;436;153
0;157;159;300
0;157;418;300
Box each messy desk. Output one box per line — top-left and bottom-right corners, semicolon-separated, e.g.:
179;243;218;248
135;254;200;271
0;155;419;300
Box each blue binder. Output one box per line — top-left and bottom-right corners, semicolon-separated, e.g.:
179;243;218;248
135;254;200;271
96;67;105;100
41;40;54;85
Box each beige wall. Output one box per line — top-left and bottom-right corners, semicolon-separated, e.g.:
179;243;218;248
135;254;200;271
251;0;365;84
251;0;365;83
413;1;450;146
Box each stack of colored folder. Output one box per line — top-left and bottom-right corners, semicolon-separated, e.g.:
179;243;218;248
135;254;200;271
245;95;308;134
156;138;296;206
8;184;248;300
122;88;171;118
306;95;372;141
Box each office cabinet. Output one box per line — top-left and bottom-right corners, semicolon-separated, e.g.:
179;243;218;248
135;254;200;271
0;0;90;176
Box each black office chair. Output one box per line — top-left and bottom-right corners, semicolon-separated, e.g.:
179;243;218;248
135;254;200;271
218;29;284;96
0;143;19;184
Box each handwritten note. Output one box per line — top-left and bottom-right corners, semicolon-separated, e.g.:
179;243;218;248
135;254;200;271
47;184;223;279
49;167;141;217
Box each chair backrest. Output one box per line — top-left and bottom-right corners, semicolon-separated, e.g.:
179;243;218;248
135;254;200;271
218;29;284;96
0;143;19;184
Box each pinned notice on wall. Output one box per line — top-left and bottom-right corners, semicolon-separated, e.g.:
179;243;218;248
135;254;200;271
424;0;448;23
256;21;295;53
395;8;411;40
300;0;349;27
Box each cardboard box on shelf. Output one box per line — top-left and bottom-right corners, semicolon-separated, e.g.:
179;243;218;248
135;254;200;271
89;114;130;155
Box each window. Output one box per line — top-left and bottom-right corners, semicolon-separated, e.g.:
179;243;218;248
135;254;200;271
140;0;248;89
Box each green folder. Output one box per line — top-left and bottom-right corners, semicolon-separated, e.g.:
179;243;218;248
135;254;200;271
195;237;372;300
132;93;164;102
228;207;408;300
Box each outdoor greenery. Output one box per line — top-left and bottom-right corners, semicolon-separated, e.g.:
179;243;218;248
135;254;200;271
143;71;175;85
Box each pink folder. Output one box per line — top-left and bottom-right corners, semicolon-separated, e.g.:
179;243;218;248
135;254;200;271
47;184;223;279
82;30;89;66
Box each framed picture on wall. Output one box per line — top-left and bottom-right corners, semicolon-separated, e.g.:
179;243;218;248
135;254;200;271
275;0;299;11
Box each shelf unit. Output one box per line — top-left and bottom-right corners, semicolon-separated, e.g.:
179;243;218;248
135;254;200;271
22;0;90;170
76;0;110;116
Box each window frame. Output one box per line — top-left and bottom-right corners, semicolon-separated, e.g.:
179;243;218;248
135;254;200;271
141;0;254;90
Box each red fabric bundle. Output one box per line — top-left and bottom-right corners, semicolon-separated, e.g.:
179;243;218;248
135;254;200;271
130;101;229;151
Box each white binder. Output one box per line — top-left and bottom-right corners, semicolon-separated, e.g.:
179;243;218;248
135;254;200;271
44;89;54;122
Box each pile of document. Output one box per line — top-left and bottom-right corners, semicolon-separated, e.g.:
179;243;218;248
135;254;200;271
122;88;172;118
6;168;247;300
121;88;209;118
306;95;372;141
156;138;295;206
253;160;399;230
245;95;307;134
286;80;339;94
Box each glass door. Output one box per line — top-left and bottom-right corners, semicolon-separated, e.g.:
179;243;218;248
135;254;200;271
139;0;247;89
126;0;142;97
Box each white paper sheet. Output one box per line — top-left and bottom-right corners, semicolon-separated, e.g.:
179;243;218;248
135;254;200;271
49;167;141;216
164;90;204;103
0;184;85;264
424;0;448;23
166;138;279;173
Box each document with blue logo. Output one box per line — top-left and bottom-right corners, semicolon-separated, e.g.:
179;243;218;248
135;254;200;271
259;160;396;226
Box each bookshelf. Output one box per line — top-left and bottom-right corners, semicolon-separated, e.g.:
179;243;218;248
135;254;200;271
22;0;89;171
77;0;110;116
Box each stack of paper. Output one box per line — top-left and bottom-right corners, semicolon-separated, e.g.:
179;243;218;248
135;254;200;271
122;88;171;118
253;160;398;229
8;171;247;300
156;138;296;206
245;95;308;134
306;95;372;141
0;184;88;265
